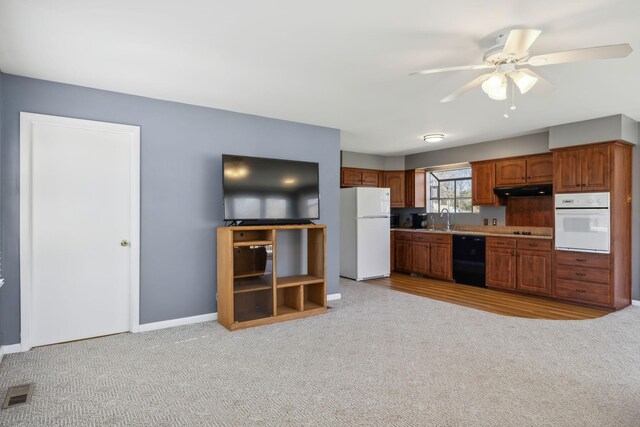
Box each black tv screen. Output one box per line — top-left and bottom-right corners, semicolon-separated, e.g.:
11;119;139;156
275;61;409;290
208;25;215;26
222;154;320;222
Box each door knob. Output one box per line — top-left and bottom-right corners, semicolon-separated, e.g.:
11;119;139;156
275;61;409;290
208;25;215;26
121;240;129;247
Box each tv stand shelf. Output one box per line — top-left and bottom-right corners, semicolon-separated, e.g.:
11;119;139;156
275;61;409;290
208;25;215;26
277;274;324;288
217;224;327;331
233;240;274;247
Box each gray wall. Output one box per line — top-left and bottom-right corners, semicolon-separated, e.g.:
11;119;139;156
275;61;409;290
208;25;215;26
549;114;639;148
0;73;340;345
405;132;550;169
341;151;405;171
341;150;386;170
0;72;4;345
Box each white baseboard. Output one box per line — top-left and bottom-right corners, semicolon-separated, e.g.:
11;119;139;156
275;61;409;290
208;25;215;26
632;300;640;307
327;293;342;301
139;312;218;333
0;343;23;361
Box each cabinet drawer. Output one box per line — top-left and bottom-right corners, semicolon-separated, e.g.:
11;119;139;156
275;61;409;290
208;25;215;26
486;237;516;248
554;279;611;306
555;251;610;269
412;233;431;242
394;231;413;241
413;233;451;244
516;239;552;251
555;265;610;286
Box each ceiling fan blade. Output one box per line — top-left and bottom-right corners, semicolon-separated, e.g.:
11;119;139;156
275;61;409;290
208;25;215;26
411;64;491;75
440;73;493;103
501;29;542;58
527;43;632;66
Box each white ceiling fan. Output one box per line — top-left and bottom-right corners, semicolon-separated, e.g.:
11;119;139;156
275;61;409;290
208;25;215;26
412;29;633;104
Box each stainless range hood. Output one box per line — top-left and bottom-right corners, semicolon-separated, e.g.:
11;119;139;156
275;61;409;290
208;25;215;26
493;184;553;198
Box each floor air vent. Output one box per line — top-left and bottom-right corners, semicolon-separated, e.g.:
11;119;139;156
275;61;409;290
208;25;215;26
2;383;33;409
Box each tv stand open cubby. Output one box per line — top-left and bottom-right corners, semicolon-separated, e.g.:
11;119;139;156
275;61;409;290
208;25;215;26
217;224;327;331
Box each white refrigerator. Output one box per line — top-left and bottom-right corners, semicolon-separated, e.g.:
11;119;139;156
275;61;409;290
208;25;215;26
340;187;391;281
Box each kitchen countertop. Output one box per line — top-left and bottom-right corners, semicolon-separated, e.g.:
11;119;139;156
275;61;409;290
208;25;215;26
391;228;553;240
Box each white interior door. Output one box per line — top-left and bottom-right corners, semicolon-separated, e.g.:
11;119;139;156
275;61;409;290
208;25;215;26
21;113;140;349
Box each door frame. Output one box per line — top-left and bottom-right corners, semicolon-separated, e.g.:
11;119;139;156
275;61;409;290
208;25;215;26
19;112;141;351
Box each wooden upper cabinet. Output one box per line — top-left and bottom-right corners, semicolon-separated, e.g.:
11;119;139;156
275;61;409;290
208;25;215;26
360;170;381;187
471;161;496;206
340;167;380;188
553;148;582;193
341;168;362;187
495;159;526;187
526;154;553;184
495;154;553;187
553;143;611;193
384;171;405;208
581;144;610;191
405;169;426;208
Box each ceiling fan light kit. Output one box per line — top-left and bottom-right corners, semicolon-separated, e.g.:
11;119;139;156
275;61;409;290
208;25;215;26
412;28;633;112
510;70;538;94
481;74;507;100
423;133;445;143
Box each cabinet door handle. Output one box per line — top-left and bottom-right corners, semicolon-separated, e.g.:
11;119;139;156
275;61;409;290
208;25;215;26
575;258;587;262
529;244;538;247
575;289;587;293
575;273;586;276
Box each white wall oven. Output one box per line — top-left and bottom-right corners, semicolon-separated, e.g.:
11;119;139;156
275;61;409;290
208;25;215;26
555;192;610;253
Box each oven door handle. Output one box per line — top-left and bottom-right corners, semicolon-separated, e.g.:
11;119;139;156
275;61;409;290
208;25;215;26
555;210;609;216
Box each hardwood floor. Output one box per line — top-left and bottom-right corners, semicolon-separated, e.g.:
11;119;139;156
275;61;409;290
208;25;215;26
364;273;609;320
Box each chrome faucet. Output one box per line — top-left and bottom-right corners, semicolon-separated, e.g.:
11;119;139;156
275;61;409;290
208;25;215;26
440;208;452;231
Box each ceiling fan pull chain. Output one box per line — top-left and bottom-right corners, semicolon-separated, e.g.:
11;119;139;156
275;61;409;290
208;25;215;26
510;77;517;111
503;96;509;119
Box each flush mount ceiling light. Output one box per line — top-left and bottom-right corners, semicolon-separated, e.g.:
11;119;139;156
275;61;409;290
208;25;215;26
282;177;297;185
423;133;445;143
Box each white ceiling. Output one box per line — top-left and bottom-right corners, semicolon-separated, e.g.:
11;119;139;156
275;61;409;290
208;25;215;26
1;0;639;155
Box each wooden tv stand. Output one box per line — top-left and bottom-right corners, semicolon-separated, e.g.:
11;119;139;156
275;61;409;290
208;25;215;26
217;224;327;331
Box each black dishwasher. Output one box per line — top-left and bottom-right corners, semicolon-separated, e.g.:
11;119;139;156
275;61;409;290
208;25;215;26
452;235;486;287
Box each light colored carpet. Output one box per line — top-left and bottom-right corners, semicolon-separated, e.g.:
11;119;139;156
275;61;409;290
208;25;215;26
1;278;640;426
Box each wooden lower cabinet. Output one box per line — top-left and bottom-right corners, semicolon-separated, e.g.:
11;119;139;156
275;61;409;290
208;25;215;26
486;247;517;290
393;232;452;280
411;242;430;275
553;251;613;308
429;243;452;280
486;237;551;295
394;239;412;273
517;249;551;295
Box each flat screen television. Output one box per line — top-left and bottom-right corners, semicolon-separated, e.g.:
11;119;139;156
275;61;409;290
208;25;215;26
222;154;320;224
